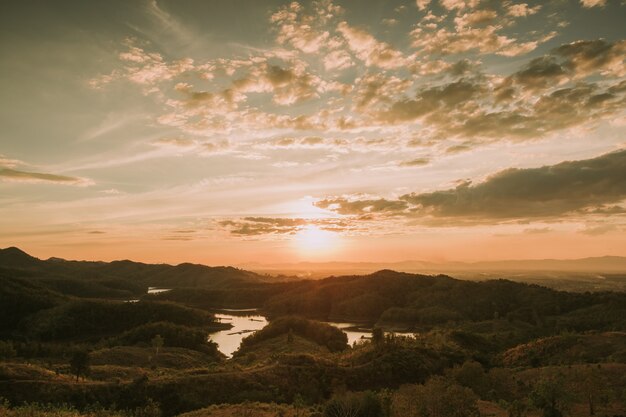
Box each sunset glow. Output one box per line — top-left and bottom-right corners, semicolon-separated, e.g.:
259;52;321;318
294;225;342;258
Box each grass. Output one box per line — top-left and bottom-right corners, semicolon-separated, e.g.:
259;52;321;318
177;402;318;417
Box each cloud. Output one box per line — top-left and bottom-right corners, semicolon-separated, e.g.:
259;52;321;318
377;78;486;123
554;39;626;77
90;40;195;89
580;0;606;8
0;168;91;186
219;216;353;236
91;4;624;150
523;227;553;234
399;157;430;167
352;73;413;112
401;149;626;221
410;23;550;57
410;4;555;58
578;224;617;235
374;54;626;141
270;1;338;54
315;197;409;216
337;22;407;69
416;0;432;11
506;3;541;17
316;150;626;225
323;49;354;70
440;0;480;10
0;155;23;168
152;137;197;148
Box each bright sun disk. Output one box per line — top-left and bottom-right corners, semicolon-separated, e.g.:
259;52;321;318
293;225;340;258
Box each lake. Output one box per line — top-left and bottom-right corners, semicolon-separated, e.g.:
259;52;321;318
208;312;380;357
208;312;269;357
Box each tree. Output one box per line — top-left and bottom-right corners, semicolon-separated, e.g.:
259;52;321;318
571;365;611;416
372;327;384;347
506;399;529;417
324;391;383;417
151;334;164;357
0;341;16;359
392;377;479;417
449;361;489;398
133;398;162;417
69;350;90;382
530;375;574;417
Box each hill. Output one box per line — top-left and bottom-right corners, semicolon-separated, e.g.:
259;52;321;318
262;270;626;333
245;257;626;292
0;247;271;296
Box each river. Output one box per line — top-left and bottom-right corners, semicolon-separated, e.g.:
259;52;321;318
207;311;400;357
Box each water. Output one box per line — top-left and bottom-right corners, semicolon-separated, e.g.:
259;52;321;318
147;287;171;294
207;313;382;357
208;312;268;357
325;321;372;345
208;312;421;357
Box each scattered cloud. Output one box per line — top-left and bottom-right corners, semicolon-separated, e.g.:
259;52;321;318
0;168;92;186
219;216;354;236
337;22;407;69
506;3;541;17
578;223;618;235
315;197;409;216
416;0;432;11
399;157;430;167
523;227;553;234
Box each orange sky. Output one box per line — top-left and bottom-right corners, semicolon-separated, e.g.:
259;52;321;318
1;0;625;265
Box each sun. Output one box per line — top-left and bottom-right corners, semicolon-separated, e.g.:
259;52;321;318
293;225;340;258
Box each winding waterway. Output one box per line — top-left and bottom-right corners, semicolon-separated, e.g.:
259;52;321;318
207;311;379;357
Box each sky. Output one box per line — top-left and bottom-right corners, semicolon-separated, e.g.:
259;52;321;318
0;0;625;265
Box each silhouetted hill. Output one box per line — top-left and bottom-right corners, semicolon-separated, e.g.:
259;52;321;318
262;270;626;332
0;247;270;294
0;247;42;269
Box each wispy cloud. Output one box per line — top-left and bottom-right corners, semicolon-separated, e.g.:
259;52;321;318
0;168;92;186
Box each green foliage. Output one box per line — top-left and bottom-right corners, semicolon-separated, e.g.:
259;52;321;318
25;300;217;341
112;322;219;355
263;271;624;332
0;276;64;335
240;316;348;352
148;286;284;310
529;374;574;417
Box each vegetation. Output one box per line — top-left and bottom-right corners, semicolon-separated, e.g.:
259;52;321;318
1;247;625;417
239;316;349;353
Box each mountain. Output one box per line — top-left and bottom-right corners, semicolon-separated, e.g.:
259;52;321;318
0;246;42;269
262;269;626;332
241;257;626;292
243;256;626;277
0;247;270;293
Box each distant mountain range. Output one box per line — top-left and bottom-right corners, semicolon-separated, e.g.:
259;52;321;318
1;247;625;295
242;256;626;278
